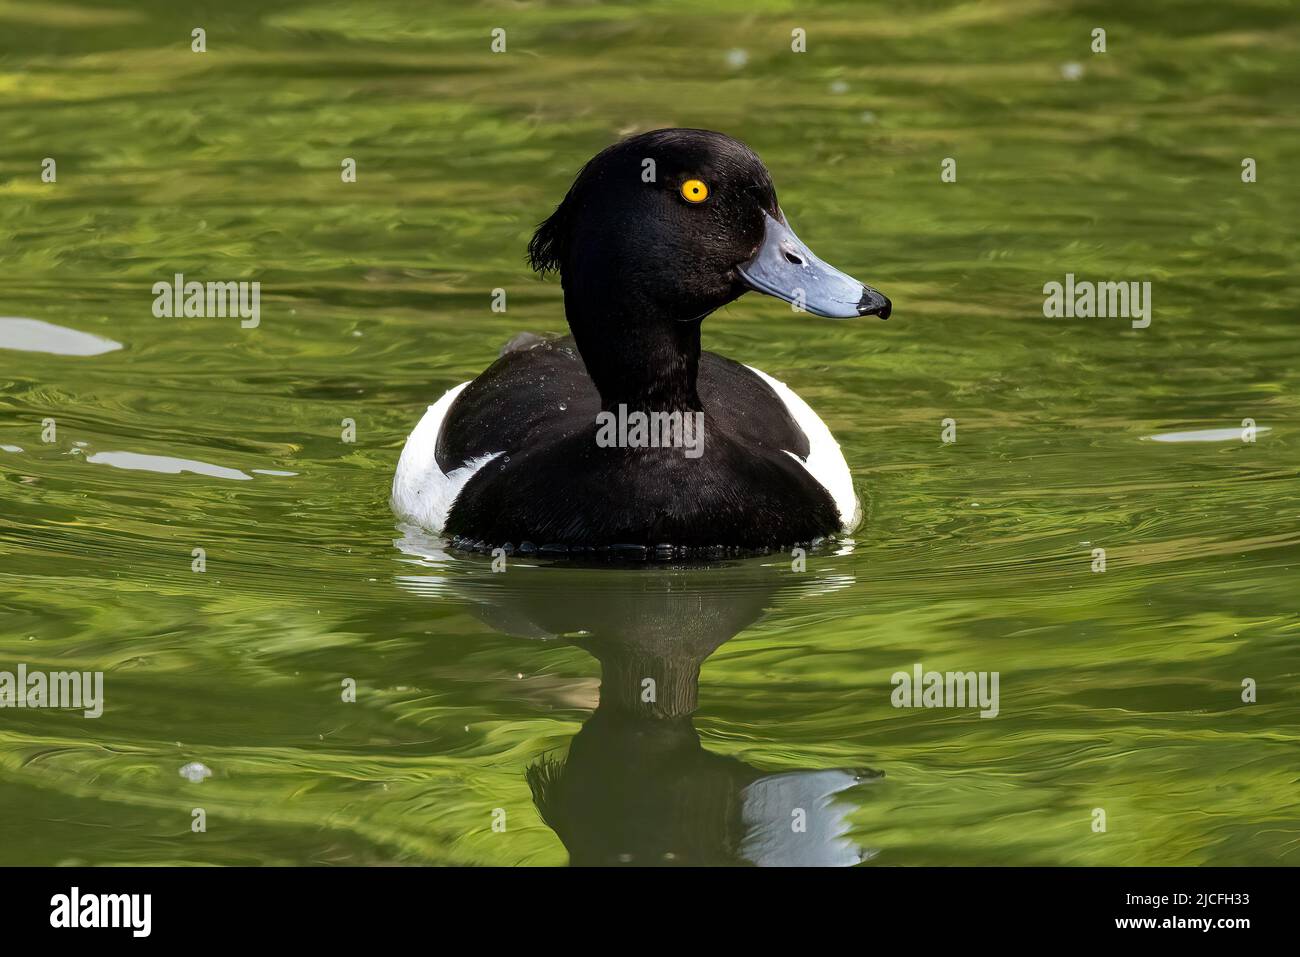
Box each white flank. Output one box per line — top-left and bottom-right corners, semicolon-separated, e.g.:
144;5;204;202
392;381;502;532
745;365;861;532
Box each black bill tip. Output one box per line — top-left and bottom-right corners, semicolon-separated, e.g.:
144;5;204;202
857;289;892;320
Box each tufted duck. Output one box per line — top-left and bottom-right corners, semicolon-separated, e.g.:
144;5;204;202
392;129;891;556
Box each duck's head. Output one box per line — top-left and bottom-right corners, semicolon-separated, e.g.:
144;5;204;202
529;128;891;408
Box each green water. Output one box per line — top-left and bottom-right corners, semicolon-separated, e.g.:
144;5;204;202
2;0;1298;866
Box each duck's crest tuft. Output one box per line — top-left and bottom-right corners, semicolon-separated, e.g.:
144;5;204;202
527;187;577;276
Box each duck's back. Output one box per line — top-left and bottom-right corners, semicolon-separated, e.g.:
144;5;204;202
392;335;853;551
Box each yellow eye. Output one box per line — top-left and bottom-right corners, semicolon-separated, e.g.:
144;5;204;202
680;178;709;204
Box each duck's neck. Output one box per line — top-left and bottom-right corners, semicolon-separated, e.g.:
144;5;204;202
564;290;704;413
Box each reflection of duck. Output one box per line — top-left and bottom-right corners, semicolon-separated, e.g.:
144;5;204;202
528;634;881;867
392;129;891;553
402;553;881;866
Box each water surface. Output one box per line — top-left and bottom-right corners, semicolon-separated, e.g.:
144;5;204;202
1;0;1297;865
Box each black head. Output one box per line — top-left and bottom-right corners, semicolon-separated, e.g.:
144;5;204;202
530;129;776;316
528;129;890;410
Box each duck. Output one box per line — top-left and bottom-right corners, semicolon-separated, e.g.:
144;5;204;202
392;128;891;557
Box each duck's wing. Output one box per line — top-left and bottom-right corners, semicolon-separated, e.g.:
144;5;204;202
391;334;598;531
436;334;597;469
699;353;859;533
696;352;810;458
